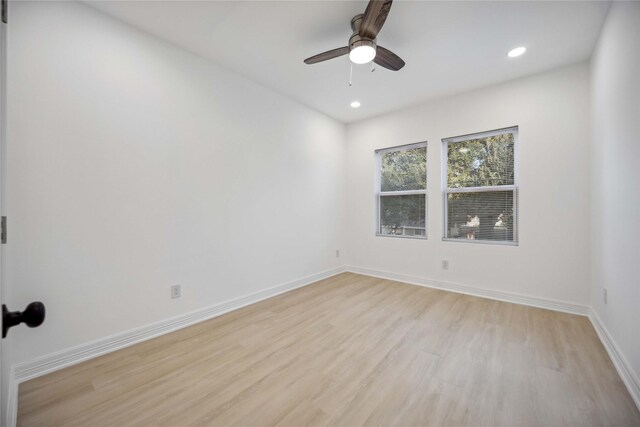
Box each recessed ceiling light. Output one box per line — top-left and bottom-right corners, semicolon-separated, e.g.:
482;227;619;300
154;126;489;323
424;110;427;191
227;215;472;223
507;47;527;58
350;101;361;108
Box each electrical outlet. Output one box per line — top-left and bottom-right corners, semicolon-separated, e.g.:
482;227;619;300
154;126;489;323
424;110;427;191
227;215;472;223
441;260;449;270
336;249;340;258
171;284;181;299
603;288;607;305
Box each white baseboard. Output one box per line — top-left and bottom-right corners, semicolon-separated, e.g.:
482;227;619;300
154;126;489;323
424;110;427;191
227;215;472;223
5;266;345;427
589;310;640;410
346;265;590;316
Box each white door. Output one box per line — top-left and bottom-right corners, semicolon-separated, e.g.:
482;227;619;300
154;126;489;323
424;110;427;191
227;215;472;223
0;3;46;425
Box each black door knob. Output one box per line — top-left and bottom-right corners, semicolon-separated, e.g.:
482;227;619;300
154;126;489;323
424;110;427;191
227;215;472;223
2;302;46;338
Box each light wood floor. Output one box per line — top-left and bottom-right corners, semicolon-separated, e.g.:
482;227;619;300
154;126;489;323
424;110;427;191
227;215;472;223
18;273;640;426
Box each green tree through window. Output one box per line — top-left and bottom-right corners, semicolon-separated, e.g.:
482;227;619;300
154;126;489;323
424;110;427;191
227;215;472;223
447;133;514;188
381;147;427;191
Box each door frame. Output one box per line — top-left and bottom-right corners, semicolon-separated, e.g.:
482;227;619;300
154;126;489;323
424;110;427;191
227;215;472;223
1;0;8;424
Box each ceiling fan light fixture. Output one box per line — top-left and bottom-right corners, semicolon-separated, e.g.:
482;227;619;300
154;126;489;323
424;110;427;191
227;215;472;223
350;45;376;64
349;40;377;64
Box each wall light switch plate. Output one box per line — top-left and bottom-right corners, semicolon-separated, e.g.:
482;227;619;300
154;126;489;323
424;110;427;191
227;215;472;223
442;260;449;270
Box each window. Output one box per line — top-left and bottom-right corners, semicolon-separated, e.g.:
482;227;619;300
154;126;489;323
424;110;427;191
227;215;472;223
375;142;427;238
443;127;518;244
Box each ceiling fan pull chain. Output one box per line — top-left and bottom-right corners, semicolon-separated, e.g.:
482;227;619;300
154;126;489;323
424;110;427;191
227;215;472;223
349;62;353;86
371;62;375;72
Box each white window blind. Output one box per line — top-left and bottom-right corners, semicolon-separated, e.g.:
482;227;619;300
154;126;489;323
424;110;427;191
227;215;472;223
443;127;518;244
375;142;427;238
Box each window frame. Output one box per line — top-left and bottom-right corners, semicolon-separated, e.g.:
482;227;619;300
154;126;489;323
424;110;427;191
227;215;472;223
441;126;519;246
375;141;428;240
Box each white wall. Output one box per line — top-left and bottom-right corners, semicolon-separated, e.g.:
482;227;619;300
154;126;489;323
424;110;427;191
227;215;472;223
3;0;345;378
590;0;640;396
345;63;591;306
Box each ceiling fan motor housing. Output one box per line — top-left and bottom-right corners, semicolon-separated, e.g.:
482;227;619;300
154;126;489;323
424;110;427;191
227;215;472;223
349;34;376;53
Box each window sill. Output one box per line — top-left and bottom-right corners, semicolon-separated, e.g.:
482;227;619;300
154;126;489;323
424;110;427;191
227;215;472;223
442;238;518;246
376;234;427;240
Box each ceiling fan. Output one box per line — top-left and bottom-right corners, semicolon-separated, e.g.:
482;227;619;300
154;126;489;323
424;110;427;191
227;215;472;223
303;0;405;71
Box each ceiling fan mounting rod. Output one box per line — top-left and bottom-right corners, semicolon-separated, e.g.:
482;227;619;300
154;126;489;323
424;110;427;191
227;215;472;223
350;14;363;32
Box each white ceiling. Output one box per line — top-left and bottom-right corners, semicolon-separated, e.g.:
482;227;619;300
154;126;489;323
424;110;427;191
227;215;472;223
86;0;610;123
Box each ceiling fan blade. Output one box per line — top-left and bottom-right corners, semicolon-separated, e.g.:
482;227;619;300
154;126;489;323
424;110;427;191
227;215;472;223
359;0;393;40
374;46;405;71
304;47;349;64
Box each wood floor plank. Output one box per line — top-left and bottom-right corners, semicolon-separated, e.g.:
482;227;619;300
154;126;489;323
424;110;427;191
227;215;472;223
17;272;640;426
